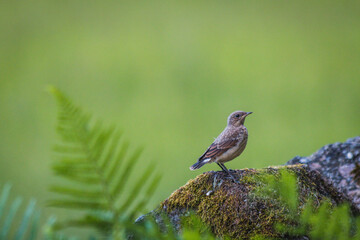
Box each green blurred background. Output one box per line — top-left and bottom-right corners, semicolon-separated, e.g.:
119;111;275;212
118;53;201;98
1;0;359;229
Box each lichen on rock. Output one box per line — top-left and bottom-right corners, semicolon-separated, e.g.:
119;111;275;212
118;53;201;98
287;136;360;208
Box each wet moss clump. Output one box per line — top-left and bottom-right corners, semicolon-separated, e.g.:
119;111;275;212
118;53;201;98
156;165;356;239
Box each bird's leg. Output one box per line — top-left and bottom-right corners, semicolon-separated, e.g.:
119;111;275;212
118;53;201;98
217;162;227;172
217;163;240;184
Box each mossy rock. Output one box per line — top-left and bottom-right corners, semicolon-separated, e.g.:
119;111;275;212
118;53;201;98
137;165;358;239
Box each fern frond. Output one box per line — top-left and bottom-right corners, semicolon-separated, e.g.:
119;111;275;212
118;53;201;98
53;173;100;185
118;164;155;213
0;183;11;217
0;184;42;240
50;186;103;199
28;210;40;240
48;199;107;210
48;87;161;238
111;147;143;199
103;140;129;181
98;130;122;171
15;199;36;240
43;216;83;240
129;174;162;219
1;197;22;239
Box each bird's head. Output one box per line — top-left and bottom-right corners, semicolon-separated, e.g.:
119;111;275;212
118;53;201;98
227;111;252;127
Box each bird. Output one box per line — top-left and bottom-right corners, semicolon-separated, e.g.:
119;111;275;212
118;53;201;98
190;111;252;183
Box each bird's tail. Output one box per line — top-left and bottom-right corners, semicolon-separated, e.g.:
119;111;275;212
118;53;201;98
189;161;207;171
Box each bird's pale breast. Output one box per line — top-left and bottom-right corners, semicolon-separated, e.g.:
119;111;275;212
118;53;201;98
215;127;248;163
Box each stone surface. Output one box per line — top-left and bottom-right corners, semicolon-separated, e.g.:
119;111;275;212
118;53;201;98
135;137;360;239
287;136;360;208
137;165;356;239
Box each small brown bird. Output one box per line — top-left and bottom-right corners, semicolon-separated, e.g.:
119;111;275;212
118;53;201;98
190;111;252;182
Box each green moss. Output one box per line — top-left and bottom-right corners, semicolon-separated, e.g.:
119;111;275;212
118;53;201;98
158;165;349;239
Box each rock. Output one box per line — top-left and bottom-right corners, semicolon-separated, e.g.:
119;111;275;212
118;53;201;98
136;165;357;239
287;136;360;208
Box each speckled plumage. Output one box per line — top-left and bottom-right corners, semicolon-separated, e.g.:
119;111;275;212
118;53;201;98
190;111;252;172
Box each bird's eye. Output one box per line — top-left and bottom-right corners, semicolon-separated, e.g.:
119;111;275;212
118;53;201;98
235;114;240;118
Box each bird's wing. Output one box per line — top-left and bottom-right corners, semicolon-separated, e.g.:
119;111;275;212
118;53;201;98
198;139;239;161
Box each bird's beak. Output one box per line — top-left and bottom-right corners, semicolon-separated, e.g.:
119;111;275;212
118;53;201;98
246;112;253;115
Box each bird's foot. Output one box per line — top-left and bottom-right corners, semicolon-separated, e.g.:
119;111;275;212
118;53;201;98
227;172;240;184
231;178;240;184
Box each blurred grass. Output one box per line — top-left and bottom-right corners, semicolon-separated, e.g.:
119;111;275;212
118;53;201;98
0;0;359;226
